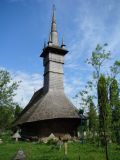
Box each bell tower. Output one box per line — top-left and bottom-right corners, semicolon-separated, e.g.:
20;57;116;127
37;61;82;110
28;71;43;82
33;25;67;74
40;6;68;93
15;5;81;137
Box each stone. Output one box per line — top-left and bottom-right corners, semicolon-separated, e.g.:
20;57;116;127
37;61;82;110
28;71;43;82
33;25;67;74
41;133;59;143
41;137;48;143
61;134;71;142
14;150;26;160
47;133;58;141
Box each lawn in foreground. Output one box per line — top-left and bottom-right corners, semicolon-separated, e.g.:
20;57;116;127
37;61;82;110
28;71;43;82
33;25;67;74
0;141;120;160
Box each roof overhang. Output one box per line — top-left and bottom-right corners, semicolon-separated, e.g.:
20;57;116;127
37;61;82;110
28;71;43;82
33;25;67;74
40;45;68;57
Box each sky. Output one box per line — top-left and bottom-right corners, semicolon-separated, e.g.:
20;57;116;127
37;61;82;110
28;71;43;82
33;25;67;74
0;0;120;107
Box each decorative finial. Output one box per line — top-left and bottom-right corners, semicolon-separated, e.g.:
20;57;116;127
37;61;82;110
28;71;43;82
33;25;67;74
53;4;56;10
53;5;56;16
52;4;56;23
49;34;52;42
48;34;52;46
61;35;66;49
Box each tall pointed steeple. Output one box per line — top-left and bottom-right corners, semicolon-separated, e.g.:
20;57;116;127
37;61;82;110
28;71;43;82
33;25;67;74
48;5;59;46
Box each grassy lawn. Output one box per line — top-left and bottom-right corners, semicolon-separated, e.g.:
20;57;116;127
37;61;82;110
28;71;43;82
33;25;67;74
0;140;120;160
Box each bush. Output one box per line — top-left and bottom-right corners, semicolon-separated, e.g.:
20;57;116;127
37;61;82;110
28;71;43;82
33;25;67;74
62;155;69;160
0;130;13;143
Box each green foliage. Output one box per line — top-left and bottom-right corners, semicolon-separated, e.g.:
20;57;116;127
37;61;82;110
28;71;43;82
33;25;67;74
110;79;119;107
110;61;120;78
0;140;119;160
110;79;120;144
75;43;120;159
62;156;69;160
47;139;58;146
0;106;15;131
98;75;112;160
0;131;13;143
86;43;111;79
0;70;20;132
88;100;98;132
14;105;23;119
0;70;19;107
98;75;112;141
79;109;84;115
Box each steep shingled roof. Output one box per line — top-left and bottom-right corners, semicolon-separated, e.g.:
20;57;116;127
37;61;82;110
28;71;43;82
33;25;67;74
15;89;80;125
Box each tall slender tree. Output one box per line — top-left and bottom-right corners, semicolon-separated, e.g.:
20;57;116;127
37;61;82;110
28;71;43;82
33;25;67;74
87;99;98;142
110;79;120;144
98;75;111;160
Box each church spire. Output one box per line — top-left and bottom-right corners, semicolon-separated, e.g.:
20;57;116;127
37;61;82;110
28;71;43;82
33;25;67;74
48;5;59;46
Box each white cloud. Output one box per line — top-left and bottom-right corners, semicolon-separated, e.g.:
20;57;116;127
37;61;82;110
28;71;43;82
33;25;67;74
63;0;120;105
11;71;43;107
12;71;87;107
2;0;120;110
11;70;84;108
0;66;6;70
0;66;84;108
64;76;87;97
64;64;79;70
66;0;120;66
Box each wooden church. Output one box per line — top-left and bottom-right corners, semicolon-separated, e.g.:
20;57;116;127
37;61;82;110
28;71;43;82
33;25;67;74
15;7;81;138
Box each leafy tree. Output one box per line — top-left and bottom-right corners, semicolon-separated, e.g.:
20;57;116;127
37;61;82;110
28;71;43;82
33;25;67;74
86;43;110;80
88;99;98;143
14;105;23;119
88;100;98;135
98;75;111;160
110;60;120;78
0;70;19;132
0;70;18;106
76;84;98;143
75;43;119;148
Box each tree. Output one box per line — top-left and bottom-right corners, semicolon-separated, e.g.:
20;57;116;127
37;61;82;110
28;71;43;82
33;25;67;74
86;43;110;80
14;105;23;119
109;78;120;144
86;44;113;143
87;99;98;142
76;84;98;143
110;60;120;78
98;75;111;160
76;43;119;148
0;70;19;132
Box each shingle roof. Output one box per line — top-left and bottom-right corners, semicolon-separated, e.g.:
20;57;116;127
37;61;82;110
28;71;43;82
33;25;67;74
15;88;80;125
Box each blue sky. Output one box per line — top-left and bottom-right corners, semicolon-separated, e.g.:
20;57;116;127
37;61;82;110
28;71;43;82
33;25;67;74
0;0;120;107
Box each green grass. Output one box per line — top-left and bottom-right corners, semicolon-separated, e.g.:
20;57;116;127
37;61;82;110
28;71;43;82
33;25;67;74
0;141;120;160
0;134;120;160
